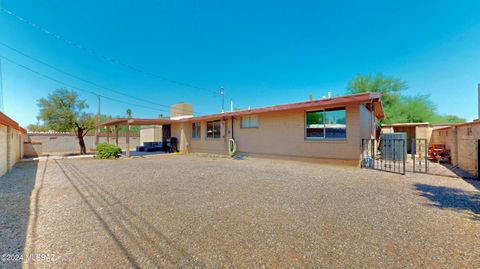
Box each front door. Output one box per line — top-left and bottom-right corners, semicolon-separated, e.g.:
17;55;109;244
162;125;171;151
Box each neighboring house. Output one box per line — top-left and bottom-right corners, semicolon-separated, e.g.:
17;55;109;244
102;92;384;166
431;121;480;178
0;112;26;177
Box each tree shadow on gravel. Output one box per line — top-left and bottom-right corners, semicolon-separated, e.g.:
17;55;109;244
54;159;206;268
415;183;480;221
0;160;42;269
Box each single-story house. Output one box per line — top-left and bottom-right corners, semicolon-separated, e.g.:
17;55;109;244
100;92;384;166
431;121;479;178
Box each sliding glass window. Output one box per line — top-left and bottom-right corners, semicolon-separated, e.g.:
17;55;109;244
305;108;346;140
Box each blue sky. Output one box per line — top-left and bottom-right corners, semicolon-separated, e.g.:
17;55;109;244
1;0;479;126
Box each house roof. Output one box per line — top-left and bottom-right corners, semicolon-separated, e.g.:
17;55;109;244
0;112;26;134
182;92;383;122
453;120;480;128
98;92;384;127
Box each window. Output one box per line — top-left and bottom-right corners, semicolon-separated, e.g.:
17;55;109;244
192;122;201;139
241;115;259;128
206;120;221;139
306;108;346;139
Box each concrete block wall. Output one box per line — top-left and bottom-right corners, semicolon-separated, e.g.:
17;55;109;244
0;113;25;177
456;124;479;178
0;125;7;176
431;124;479;178
27;133;140;154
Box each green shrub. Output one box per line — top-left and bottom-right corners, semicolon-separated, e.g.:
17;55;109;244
96;143;122;159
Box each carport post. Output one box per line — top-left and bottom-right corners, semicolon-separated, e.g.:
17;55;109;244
115;125;119;146
106;126;110;143
125;123;130;158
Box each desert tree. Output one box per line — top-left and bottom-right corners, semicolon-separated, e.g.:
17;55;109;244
36;88;95;154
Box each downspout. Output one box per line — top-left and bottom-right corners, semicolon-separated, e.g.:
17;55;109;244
231;116;234;140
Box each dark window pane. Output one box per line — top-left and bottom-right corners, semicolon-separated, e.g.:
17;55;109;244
306;111;324;138
206;120;221;139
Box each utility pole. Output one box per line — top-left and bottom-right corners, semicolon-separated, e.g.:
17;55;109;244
0;58;4;113
95;95;100;145
220;86;225;113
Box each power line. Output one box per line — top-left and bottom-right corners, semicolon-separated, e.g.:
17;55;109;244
0;57;4;112
1;8;220;96
0;41;206;115
0;55;174;114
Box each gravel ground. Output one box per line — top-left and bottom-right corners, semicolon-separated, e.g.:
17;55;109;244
9;155;480;268
0;162;42;269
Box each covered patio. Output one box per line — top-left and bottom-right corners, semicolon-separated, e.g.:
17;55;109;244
97;118;175;157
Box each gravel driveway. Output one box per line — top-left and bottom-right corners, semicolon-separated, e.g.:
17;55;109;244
6;155;480;268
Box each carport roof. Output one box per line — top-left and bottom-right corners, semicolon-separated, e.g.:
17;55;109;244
381;122;430;127
98;118;176;127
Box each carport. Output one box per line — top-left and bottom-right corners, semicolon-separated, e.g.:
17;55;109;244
98;118;175;157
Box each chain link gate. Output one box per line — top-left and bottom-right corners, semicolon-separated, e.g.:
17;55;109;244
361;138;406;175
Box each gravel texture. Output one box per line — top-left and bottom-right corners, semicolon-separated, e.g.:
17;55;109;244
10;155;480;268
0;161;42;269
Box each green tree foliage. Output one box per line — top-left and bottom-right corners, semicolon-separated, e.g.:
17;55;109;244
431;114;466;124
36;88;95;154
126;108;133;118
348;74;465;125
26;123;50;132
385;95;436;124
348;73;407;108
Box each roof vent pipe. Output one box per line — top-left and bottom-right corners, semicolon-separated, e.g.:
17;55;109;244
328;91;332;98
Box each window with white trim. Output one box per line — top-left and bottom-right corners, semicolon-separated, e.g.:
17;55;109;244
241;115;259;128
305;108;346;139
206;120;221;139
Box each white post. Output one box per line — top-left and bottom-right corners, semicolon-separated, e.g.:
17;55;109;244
125;123;130;158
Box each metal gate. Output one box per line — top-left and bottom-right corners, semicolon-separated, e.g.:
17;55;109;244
410;139;428;173
361;138;406;175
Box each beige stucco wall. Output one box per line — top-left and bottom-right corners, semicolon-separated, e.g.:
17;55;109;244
0;125;7;176
430;128;447;145
415;126;433;143
172;103;370;164
430;127;457;164
24;142;43;157
456;124;478;177
140;126;162;144
0;125;24;177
